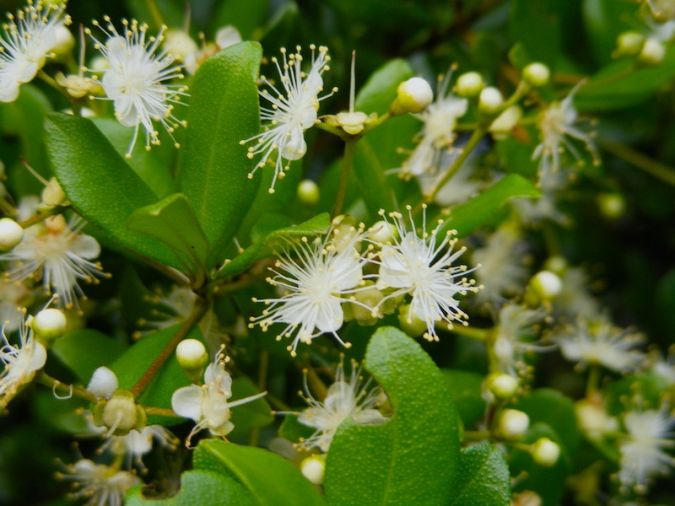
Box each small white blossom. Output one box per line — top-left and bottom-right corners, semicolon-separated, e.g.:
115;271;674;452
243;45;334;192
0;278;30;332
416;148;481;207
554;267;601;320
0;1;70;103
103;425;177;469
250;227;371;355
171;352;266;445
555;317;646;373
1;215;104;308
618;409;675;491
532;83;599;182
374;206;478;341
59;459;140;506
650;347;675;386
493;303;548;376
297;360;386;452
472;223;528;305
401;73;468;178
87;17;188;156
0;310;47;409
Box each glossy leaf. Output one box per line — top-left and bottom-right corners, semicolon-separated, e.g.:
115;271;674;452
228;377;274;440
127;193;210;280
449;442;511;506
92;118;175;198
324;327;460;505
212;0;268;38
443;369;487;428
126;470;255;506
44;113;183;269
439;174;539;237
178;42;262;266
509;0;563;66
193;439;325;506
214;213;330;279
51;329;127;383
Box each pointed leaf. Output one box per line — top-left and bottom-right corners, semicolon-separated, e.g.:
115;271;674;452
449;442;511;506
178;42;262;266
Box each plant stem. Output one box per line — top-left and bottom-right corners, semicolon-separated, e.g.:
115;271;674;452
18;205;66;228
586;365;600;397
333;138;357;217
450;325;490;341
599;137;675;186
144;406;179;417
38;373;98;403
130;297;209;397
424;127;485;203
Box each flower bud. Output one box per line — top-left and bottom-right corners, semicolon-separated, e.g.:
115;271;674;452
335;111;371;135
98;390;145;435
394;77;433;114
530;437;560;467
89;56;109;73
455;71;484;97
639;38;666;65
32;308;67;341
523;62;550;87
398;304;427;337
597;192;625;219
575;399;617;438
486;373;519;399
531;270;562;300
497;408;529;440
614;31;645;57
164;30;198;62
349;284;384;326
368;220;395;244
52;25;75;57
215;25;242;50
543;256;567;276
176;339;209;370
297;179;320;206
41;177;67;208
87;366;119;399
300;454;326;485
512;491;543;506
55;73;103;98
0;218;24;251
478;87;504;114
489;106;522;138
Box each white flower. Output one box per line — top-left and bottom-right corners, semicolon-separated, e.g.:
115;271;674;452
416;148;481;207
555;317;646;373
243;45;334;192
618;409;675;491
297;360;386;452
532;83;599;182
650;348;675;386
401;73;468;178
171;352;266;444
0;310;47;409
472;223;528;305
104;425;177;469
0;1;69;103
87;17;187;156
249;227;371;355
59;459;140;506
1;215;104;308
554;267;601;320
375;207;478;341
492;303;548;376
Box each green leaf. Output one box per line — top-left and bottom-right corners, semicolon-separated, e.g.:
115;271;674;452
126;470;255;506
110;325;203;421
211;0;268;38
439;174;539;237
514;388;580;455
575;49;675;112
509;0;563;66
443;369;487;428
44;113;183;269
193;439;325;506
127;193;210;280
214;213;330;279
92;118;175;198
178;42;262;266
324;327;460;505
449;442;510;506
352;60;418;216
228;377;273;440
279;414;315;442
51;329;127;383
